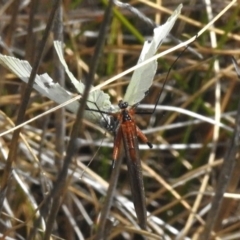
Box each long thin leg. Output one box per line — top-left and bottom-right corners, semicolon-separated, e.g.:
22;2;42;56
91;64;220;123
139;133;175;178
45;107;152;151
112;125;122;162
136;126;153;148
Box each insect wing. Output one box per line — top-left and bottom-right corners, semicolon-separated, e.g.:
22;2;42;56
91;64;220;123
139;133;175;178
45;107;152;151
0;46;112;125
123;4;182;106
0;54;80;114
121;120;147;229
54;41;112;123
54;41;85;95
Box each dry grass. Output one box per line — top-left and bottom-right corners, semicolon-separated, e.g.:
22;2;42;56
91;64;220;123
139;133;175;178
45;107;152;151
0;0;239;239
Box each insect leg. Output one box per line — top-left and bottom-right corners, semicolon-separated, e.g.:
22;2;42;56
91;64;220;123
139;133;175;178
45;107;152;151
112;125;123;168
136;126;153;148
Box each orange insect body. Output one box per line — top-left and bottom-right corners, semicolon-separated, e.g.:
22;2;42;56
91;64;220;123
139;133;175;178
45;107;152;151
112;100;152;162
111;100;153;229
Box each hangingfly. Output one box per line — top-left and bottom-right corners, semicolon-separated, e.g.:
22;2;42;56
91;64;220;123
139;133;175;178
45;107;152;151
111;100;153;229
108;5;182;229
0;4;182;230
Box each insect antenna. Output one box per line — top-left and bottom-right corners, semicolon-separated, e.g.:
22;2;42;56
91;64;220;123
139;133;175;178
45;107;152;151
135;39;197;116
152;45;189;114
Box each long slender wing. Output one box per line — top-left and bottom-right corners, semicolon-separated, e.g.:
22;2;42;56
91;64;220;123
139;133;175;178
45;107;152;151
121;120;147;229
123;4;182;106
0;48;112;124
54;41;112;123
0;54;79;114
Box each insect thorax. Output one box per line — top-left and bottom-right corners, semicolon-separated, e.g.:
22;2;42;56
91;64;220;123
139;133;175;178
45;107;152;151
122;109;132;122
